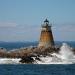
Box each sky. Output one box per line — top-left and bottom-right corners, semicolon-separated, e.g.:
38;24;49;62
0;0;75;41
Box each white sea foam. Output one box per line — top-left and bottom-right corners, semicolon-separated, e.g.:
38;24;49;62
0;58;21;64
0;43;75;64
59;43;74;59
34;43;75;64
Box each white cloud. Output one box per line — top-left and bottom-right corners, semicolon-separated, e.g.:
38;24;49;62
52;23;75;41
0;22;40;41
0;22;75;41
0;22;18;27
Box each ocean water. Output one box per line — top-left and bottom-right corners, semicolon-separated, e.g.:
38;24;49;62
0;42;38;50
0;64;75;75
0;41;75;50
0;41;75;75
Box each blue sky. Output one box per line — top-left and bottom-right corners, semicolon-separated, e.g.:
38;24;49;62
0;0;75;41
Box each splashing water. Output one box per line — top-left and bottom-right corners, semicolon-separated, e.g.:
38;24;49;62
0;43;75;64
59;43;74;60
34;43;75;64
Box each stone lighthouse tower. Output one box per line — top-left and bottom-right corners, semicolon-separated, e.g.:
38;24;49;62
38;19;54;47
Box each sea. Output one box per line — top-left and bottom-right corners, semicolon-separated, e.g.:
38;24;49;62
0;41;75;75
0;64;75;75
0;41;75;50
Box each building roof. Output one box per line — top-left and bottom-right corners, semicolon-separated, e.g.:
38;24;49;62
44;19;49;23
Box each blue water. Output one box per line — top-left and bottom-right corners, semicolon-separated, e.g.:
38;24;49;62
0;41;75;75
0;41;75;50
0;64;75;75
0;42;38;50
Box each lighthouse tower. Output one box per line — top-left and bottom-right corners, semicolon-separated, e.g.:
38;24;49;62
38;19;54;47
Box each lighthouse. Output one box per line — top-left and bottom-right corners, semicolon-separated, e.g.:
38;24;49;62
38;19;54;47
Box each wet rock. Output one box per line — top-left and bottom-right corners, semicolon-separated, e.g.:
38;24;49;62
35;57;41;61
19;56;34;63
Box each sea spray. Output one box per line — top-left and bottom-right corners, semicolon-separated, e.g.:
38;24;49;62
34;43;75;64
0;58;21;64
59;43;74;59
0;43;75;64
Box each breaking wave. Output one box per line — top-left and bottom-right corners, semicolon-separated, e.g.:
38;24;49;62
0;58;21;64
0;43;75;64
34;43;75;64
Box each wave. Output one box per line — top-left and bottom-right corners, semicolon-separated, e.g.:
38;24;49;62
0;43;75;64
0;58;21;64
33;43;75;64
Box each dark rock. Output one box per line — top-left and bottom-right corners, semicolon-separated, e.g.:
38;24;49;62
35;57;41;61
19;56;34;63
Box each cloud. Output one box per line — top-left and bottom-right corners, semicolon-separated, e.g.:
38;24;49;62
54;23;75;31
0;22;75;41
0;22;18;27
52;23;75;41
0;22;40;41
